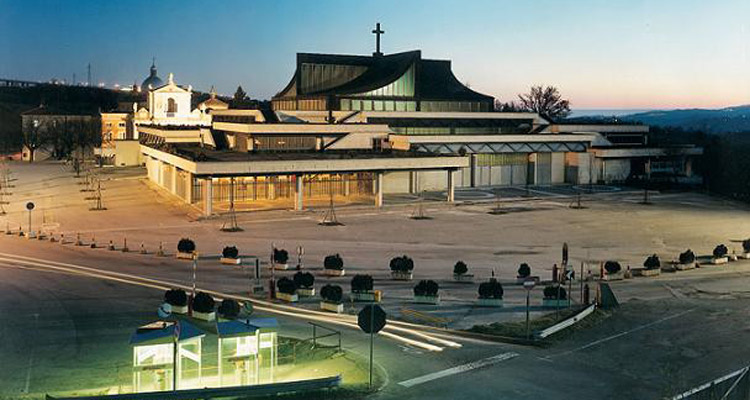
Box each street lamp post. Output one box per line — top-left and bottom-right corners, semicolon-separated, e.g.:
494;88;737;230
25;202;34;237
523;280;535;339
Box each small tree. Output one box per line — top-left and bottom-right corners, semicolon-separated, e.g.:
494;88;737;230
164;288;187;306
679;249;696;264
321;284;343;303
517;85;571;121
293;271;315;289
192;292;215;313
177;238;196;253
604;261;622;274
414;280;439;297
543;285;567;300
273;248;289;264
324;254;344;270
22;118;47;162
222;246;239;259
453;261;468;276
517;263;531;278
713;244;728;258
217;299;240;318
389;255;414;272
277;277;297;295
643;254;661;270
478;278;503;299
351;274;373;292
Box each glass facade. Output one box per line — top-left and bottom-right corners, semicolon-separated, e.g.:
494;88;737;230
358;64;415;97
299;63;367;94
342;99;418;112
420;101;491;112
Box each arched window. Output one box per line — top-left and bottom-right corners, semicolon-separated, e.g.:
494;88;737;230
167;98;177;113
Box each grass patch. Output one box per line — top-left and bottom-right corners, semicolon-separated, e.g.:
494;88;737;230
467;307;611;341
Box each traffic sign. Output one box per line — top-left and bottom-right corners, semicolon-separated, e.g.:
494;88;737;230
523;280;536;291
26;202;34;211
358;304;386;334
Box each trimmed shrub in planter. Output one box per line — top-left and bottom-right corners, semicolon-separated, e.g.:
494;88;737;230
276;277;298;302
192;292;216;321
641;254;662;277
164;288;188;314
604;261;624;280
711;244;729;264
390;255;414;280
453;261;473;282
351;274;376;302
677;249;696;270
323;254;345;276
273;248;290;270
293;271;316;296
177;238;196;259
477;278;503;307
217;299;240;319
517;263;531;279
221;246;241;265
413;280;440;304
543;285;568;307
320;284;344;313
742;240;750;259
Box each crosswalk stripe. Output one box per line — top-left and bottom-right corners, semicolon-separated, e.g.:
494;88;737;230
398;352;519;388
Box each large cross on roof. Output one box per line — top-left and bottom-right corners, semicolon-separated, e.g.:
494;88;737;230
372;22;385;56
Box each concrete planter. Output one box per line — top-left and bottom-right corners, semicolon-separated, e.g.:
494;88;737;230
543;298;569;307
273;263;290;271
414;295;440;305
193;310;215;322
604;271;624;281
320;301;344;313
477;298;503;307
740;252;750;259
276;292;299;303
729;254;739;261
675;262;696;271
167;304;188;314
176;252;194;260
516;276;540;285
391;271;413;281
711;257;729;265
453;273;474;282
350;291;376;302
298;288;316;297
641;268;661;277
220;257;241;265
323;268;345;277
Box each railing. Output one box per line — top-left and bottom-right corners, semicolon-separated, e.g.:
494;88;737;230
309;322;342;352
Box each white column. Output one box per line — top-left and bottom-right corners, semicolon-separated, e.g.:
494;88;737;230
170;165;178;195
204;178;213;216
294;174;303;211
186;173;193;204
375;172;383;208
447;169;455;203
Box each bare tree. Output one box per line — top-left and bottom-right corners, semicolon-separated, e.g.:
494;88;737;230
517;85;571;121
72;118;102;167
22;119;46;162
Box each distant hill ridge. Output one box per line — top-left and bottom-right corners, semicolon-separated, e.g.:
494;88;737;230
621;105;750;133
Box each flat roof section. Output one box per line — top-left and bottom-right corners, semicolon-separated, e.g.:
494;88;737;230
141;144;468;176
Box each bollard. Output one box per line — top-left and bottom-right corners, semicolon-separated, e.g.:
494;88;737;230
37;231;44;240
156;242;165;257
108;240;115;251
90;236;97;248
60;233;65;244
139;242;147;254
122;238;129;253
75;233;83;246
18;225;23;237
4;222;10;235
49;234;57;243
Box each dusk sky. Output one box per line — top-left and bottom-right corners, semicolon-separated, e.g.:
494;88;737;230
1;0;748;109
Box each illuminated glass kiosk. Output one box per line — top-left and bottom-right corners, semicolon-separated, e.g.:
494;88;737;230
217;318;278;387
130;321;205;392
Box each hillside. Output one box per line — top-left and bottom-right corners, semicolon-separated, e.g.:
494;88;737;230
621;105;750;133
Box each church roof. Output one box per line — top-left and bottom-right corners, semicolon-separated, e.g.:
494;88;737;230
141;62;163;91
274;50;493;103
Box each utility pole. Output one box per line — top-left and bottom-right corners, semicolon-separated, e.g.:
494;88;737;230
87;63;91;87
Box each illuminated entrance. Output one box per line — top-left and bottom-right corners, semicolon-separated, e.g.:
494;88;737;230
193;173;375;212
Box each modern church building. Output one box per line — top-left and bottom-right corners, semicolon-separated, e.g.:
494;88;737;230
131;25;702;216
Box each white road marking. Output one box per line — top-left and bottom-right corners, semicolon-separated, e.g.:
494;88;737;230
397;352;519;388
542;308;696;360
